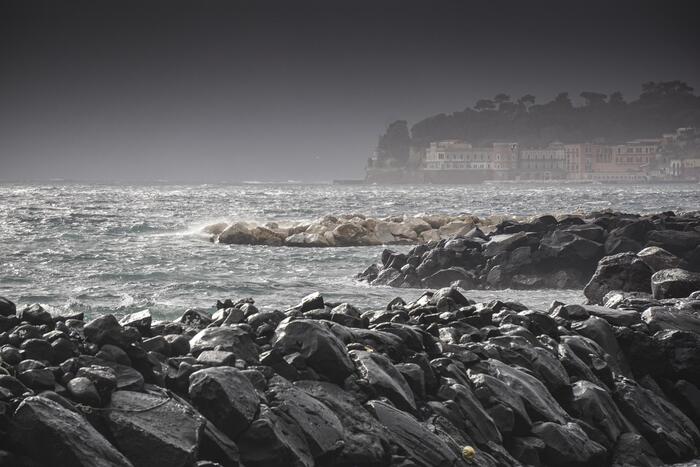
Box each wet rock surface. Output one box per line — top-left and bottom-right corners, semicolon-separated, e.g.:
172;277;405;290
357;211;700;291
1;281;700;466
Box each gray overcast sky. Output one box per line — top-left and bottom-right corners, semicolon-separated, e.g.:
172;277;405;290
1;0;699;182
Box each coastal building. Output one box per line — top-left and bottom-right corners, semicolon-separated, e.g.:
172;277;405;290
365;127;698;183
422;140;495;183
517;144;566;180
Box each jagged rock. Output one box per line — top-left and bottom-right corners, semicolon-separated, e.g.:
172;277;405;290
581;304;641;326
641;306;700;334
66;376;101;406
295;380;391;466
119;310;152;334
11;395;133;466
572;316;632;377
237;404;314;467
469;372;532;433
484;359;569;424
189;326;258;364
267;377;344;461
104;390;204;467
188;367;260;439
540;231;604;261
646;229;700;256
651;268;700;299
422;267;475;289
218;223;255;244
584;253;653;305
569;380;635;448
350;349;416;412
84;314;128;348
17;304;53;326
365;400;460;467
638;246;682;272
531;421;606;467
0;297;16;316
614;377;700;462
483;232;528;257
271;319;354;384
652;329;700;386
611;432;663;467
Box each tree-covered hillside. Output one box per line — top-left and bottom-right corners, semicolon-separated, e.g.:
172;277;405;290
376;81;700;164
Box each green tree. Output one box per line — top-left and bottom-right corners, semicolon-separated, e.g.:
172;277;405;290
475;99;496;111
377;120;410;165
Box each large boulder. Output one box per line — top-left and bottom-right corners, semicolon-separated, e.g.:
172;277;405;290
437;381;502;446
237;404;314;467
485;359;569;424
365;400;460;467
189;326;259;364
84;314;128;348
188;367;260;439
540;231;604;262
637;246;682;272
483;232;528;257
11;395;133;467
530;421;607;467
105;390;205;467
0;296;16;316
267;377;344;462
584;253;653;305
650;268;700;299
295;381;390;466
614;378;700;463
646;229;700;256
218;223;255;244
349;350;416;412
271;320;354;384
569;380;635;448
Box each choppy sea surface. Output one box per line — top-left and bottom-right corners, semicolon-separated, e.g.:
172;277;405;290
1;181;699;321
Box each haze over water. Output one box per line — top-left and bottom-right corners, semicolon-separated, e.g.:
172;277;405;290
1;181;698;320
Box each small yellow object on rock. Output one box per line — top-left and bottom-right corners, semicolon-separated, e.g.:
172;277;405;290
462;445;476;461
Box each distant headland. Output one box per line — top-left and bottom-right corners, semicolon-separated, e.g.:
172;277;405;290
365;81;700;184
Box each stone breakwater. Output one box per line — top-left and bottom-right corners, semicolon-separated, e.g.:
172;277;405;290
204;213;516;247
1;285;700;467
357;211;700;291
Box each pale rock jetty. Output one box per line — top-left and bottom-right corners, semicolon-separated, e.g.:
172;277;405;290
203;213;518;247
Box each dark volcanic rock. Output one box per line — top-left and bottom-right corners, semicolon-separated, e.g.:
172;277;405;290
237;404;314;467
651;268;700;299
11;395;132;466
295;380;391;466
611;432;663;467
350;349;416;412
84;314;128;348
613;377;700;462
271;319;354;384
531;421;607;467
106;390;205;467
0;297;16;317
188;367;260;439
189;326;259;364
584;253;653;305
365;399;460;467
267;377;344;462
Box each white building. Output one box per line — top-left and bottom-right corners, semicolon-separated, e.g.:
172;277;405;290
423;141;493;170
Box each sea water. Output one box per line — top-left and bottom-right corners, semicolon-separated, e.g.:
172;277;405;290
1;181;698;320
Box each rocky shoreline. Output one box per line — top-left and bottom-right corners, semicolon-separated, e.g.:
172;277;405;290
204;213;516;247
1;275;700;466
357;211;700;290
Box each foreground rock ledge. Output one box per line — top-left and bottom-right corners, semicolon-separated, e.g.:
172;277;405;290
0;287;699;466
